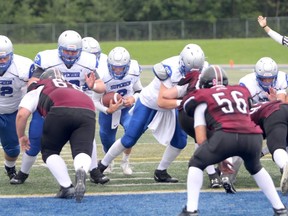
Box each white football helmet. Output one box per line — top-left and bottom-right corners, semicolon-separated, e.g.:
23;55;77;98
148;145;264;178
179;44;205;76
0;35;13;75
107;47;131;80
254;57;278;90
58;30;82;67
82;37;101;60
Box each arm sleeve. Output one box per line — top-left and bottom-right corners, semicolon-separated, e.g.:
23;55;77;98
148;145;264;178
132;80;143;101
267;29;285;45
19;86;42;113
93;92;109;114
194;103;207;128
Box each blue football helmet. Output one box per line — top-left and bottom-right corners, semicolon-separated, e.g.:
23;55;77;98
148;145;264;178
254;57;278;91
58;30;82;68
179;44;205;76
0;35;13;75
107;47;130;80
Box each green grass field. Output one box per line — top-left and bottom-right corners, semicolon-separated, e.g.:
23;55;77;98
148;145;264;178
14;38;288;65
0;63;282;197
0;38;286;197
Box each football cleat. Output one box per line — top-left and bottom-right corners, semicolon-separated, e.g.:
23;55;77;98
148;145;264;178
10;171;29;184
273;207;288;216
208;173;222;188
104;160;114;174
97;160;108;173
280;162;288;195
178;206;199;216
222;176;237;194
56;185;75;199
121;160;133;175
154;169;178;183
75;168;86;203
90;168;110;184
5;166;16;180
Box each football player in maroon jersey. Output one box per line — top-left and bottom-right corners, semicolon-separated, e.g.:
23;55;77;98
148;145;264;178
15;68;103;202
179;65;287;216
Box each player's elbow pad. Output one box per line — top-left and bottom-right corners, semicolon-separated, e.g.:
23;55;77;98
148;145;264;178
153;63;172;81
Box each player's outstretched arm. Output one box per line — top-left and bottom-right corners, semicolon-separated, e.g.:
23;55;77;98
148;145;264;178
258;15;286;46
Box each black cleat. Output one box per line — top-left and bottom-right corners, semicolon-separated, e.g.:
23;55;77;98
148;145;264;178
5;166;16;180
56;185;75;199
222;176;236;194
90;168;110;184
154;169;178;183
10;171;29;184
178;206;198;216
208;173;222;188
273;207;288;216
97;161;108;173
75;168;86;203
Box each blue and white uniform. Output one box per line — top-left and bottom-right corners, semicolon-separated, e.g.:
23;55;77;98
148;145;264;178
0;54;33;157
94;59;142;152
239;71;288;103
121;56;187;149
28;49;97;156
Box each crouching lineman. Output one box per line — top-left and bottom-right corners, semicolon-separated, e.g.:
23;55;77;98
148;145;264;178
15;68;104;202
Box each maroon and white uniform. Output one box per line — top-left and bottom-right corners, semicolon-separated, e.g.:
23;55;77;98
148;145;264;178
250;100;288;154
183;85;263;175
19;78;96;162
177;71;201;139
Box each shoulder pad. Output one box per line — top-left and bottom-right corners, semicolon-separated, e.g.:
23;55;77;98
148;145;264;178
153;63;172;81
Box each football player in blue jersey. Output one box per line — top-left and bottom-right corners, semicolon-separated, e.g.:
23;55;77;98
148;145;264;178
0;35;34;181
87;45;143;175
95;44;205;183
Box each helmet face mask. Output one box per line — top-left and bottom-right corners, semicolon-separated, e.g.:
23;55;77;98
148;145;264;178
82;37;101;61
0;35;13;75
58;30;82;68
199;65;228;89
107;47;130;80
179;44;205;76
254;57;278;90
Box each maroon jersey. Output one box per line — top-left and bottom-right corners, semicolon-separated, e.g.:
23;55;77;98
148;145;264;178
34;78;95;117
178;71;201;111
183;85;262;134
250;100;282;125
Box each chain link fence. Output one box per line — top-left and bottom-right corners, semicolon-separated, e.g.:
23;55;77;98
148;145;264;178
1;17;288;43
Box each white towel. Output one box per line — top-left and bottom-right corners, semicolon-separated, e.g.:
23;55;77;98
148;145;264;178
111;110;121;129
148;109;176;146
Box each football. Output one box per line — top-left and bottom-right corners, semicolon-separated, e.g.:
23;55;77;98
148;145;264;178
101;92;122;107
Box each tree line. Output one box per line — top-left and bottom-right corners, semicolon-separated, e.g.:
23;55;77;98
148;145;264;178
0;0;287;25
